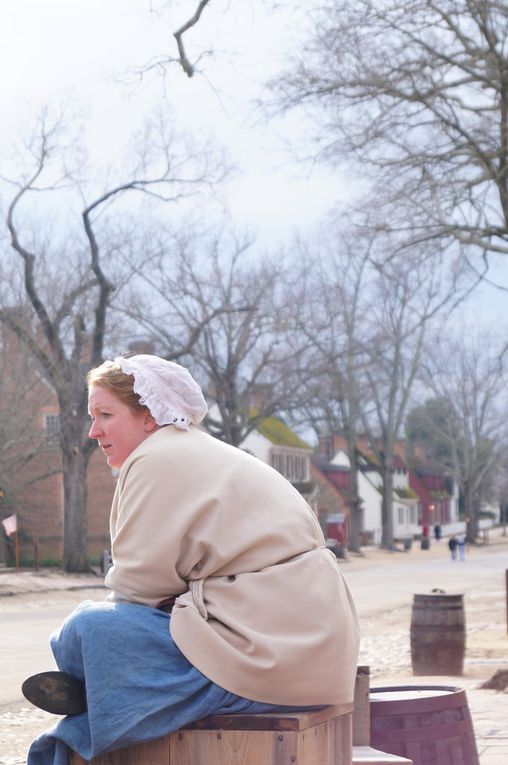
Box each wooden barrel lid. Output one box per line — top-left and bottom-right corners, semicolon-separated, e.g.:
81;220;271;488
370;685;467;712
413;592;463;600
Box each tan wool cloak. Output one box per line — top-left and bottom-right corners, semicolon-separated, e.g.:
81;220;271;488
105;426;360;706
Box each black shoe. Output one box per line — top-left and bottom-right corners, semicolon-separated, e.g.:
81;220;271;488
22;671;87;715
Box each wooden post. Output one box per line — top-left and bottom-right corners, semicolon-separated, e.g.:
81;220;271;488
14;529;20;572
353;665;371;745
34;538;40;573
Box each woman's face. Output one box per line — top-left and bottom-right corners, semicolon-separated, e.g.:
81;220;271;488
88;385;156;469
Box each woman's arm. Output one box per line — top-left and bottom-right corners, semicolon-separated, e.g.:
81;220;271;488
105;455;190;607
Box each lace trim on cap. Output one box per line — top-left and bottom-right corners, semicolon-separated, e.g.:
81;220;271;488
117;355;207;429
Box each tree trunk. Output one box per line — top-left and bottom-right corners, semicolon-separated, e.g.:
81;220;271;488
348;449;363;552
468;513;478;545
61;446;89;572
348;495;363;553
381;462;394;549
463;480;476;545
468;492;480;544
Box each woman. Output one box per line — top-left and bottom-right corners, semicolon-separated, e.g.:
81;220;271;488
24;354;359;765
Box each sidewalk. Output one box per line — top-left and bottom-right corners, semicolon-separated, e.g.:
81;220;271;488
0;567;106;597
1;525;506;591
1;528;507;765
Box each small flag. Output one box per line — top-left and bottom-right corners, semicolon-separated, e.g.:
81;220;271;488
2;514;17;536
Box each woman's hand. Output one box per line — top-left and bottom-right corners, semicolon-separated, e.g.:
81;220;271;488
158;596;176;613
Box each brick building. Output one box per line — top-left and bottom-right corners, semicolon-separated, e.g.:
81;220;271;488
0;327;116;565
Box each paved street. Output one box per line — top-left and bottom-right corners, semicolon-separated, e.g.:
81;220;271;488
0;531;507;764
0;588;106;707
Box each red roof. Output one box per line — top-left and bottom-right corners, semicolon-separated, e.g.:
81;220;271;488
321;466;352;492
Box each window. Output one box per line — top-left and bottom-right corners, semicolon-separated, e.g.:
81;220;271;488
44;413;60;446
271;448;309;483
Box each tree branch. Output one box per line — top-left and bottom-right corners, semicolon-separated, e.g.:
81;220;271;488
174;0;212;77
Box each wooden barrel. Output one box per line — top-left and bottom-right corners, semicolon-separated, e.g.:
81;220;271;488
370;685;479;765
410;592;465;675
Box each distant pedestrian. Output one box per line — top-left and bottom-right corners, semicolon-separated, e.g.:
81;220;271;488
434;524;442;542
457;532;466;560
448;535;458;560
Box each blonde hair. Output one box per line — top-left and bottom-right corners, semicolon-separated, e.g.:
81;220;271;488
86;359;148;414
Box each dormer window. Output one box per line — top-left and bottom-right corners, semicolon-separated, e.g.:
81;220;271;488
271;447;310;483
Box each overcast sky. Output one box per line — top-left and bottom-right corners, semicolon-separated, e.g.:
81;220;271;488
0;0;352;249
0;0;506;322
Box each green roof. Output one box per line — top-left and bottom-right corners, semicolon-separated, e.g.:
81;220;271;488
395;486;419;500
254;414;311;449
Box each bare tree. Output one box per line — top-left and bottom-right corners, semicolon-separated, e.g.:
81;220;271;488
115;228;308;446
293;227;376;552
194;244;307;445
358;241;468;548
267;0;508;269
420;327;508;541
292;216;469;548
0;110;227;571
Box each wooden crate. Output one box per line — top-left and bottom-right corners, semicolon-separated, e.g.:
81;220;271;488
70;703;353;765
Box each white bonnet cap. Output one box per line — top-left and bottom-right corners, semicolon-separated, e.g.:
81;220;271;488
117;354;208;430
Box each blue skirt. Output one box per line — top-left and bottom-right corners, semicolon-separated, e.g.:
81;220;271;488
28;600;307;765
